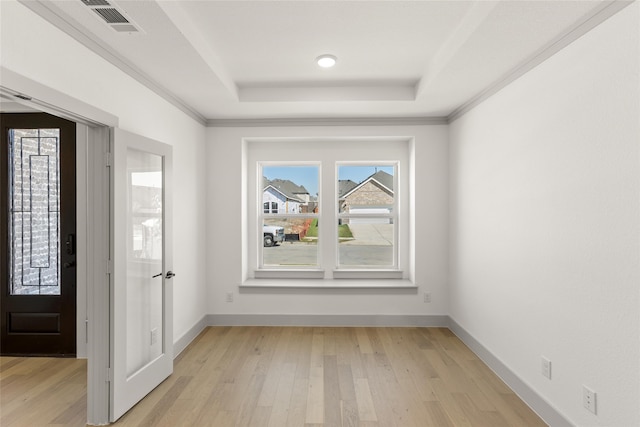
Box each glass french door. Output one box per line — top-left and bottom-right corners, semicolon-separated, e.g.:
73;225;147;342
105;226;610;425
110;128;173;421
0;113;76;356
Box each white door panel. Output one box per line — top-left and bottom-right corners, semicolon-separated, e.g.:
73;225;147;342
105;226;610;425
110;128;173;421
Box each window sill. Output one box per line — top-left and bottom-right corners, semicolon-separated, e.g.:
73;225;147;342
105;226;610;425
254;269;325;279
241;278;416;289
332;269;402;279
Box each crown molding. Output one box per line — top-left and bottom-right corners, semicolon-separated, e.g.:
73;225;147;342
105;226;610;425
207;117;448;128
17;0;207;126
448;0;634;123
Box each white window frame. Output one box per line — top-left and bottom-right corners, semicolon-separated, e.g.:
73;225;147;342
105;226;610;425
246;138;410;282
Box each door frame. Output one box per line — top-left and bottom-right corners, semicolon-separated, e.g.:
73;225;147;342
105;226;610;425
1;68;118;425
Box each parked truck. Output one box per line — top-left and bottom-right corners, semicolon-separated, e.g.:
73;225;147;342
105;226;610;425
263;224;285;247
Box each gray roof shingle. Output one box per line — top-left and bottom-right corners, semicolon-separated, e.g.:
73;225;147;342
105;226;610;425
340;170;394;199
263;177;309;202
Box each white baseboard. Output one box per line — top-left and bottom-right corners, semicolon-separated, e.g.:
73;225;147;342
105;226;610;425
205;314;449;327
447;317;572;427
172;314;571;426
173;315;208;357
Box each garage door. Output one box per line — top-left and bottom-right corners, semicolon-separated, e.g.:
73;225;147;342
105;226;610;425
348;207;391;224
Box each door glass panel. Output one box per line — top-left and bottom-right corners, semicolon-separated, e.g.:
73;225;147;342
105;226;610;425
126;148;163;377
8;128;61;295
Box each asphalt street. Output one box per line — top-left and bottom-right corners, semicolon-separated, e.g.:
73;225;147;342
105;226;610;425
263;242;393;266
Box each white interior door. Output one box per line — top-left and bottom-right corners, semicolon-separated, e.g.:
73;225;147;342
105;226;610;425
110;128;173;421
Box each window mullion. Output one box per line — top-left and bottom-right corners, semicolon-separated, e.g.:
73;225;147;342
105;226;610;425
317;160;332;278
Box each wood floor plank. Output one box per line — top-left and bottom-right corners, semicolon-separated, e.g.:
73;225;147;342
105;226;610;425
257;327;292;407
50;392;87;426
452;391;510;427
359;352;398;427
267;362;297;427
323;355;341;427
501;392;550;427
355;327;373;354
137;375;193;427
354;378;378;422
305;366;325;424
286;377;310;427
423;400;456;427
0;327;549;427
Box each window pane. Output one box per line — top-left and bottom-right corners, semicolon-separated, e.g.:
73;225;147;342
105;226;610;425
126;149;164;377
9;128;61;295
338;165;394;215
338;218;394;267
130;168;163;261
263;218;318;267
262;165;319;214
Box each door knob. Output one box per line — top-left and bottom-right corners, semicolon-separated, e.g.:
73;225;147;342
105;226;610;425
165;271;175;279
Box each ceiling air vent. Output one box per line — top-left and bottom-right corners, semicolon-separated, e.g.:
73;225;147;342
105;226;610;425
93;8;129;24
81;0;141;33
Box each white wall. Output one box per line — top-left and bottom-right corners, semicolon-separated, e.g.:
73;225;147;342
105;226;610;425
449;3;639;426
0;0;208;346
207;125;449;318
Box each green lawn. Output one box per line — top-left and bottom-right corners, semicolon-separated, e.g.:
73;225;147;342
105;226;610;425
305;219;353;238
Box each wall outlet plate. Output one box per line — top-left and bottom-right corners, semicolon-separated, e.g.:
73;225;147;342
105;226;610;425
541;356;551;379
583;386;597;414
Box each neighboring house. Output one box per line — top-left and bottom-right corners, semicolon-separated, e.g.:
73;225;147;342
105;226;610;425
262;177;311;214
339;171;394;223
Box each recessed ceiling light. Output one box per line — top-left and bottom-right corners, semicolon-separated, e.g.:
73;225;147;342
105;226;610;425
316;54;337;68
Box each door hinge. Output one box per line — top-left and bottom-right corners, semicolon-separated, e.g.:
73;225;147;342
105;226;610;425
106;367;112;382
105;152;112;167
106;259;113;275
85;319;89;344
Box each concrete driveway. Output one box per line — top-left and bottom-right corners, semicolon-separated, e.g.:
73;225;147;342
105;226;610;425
342;223;393;246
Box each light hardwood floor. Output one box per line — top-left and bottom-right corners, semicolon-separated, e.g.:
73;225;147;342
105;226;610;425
1;327;547;426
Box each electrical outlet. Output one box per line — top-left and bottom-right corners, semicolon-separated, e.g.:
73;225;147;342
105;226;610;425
150;328;158;345
423;292;431;303
583;386;597;414
226;292;234;302
541;356;551;379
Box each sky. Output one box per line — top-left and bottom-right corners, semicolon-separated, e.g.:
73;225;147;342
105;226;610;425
263;165;394;196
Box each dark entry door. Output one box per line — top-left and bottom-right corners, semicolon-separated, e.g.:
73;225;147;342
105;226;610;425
1;113;76;356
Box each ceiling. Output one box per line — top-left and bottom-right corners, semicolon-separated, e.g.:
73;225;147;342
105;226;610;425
11;1;628;123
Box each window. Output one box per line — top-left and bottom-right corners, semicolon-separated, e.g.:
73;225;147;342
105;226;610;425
247;138;410;281
263;201;278;214
259;164;320;269
337;164;397;269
